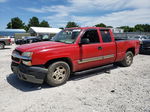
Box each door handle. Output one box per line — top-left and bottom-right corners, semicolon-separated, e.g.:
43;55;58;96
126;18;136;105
98;46;102;50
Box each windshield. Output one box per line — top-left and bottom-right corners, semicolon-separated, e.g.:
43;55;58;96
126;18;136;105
51;29;81;44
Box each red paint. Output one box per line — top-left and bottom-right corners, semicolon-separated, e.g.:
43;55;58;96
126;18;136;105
15;27;140;72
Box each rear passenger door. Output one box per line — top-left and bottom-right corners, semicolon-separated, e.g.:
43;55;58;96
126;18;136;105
99;29;116;64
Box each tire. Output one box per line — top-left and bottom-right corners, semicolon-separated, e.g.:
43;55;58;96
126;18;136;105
0;42;5;49
119;51;134;67
46;61;70;86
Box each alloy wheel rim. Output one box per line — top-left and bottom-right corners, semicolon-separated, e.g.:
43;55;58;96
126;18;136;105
0;44;3;49
52;66;66;81
126;54;132;65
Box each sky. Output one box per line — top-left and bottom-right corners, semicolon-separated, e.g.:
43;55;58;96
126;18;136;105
0;0;150;29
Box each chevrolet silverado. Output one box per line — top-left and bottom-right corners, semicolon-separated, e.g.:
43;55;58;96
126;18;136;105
11;27;140;86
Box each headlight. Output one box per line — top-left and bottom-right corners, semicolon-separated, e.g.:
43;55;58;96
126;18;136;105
22;52;33;57
22;52;33;66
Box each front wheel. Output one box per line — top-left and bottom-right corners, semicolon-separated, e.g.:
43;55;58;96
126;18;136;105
46;61;70;86
0;42;5;49
119;51;134;67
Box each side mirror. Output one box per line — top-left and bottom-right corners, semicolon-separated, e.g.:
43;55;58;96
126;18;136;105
79;38;90;45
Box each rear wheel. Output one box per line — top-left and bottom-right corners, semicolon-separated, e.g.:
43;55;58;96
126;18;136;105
46;61;70;86
119;51;133;67
0;42;5;49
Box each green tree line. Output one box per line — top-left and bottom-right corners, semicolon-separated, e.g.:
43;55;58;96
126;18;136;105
7;17;50;31
94;23;150;32
118;24;150;32
6;17;150;32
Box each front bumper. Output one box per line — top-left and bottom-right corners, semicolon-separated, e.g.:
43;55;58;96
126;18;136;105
11;62;48;84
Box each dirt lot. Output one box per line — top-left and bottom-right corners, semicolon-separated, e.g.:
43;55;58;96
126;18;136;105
0;45;150;112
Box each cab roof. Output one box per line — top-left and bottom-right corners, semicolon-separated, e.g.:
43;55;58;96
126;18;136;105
65;27;110;30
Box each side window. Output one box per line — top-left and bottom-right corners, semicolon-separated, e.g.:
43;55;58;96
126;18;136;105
82;29;100;44
100;30;112;43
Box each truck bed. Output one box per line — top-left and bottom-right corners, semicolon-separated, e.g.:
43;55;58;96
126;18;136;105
114;36;128;41
115;39;140;62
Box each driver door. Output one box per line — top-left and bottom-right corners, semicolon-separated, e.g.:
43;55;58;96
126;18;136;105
77;29;103;70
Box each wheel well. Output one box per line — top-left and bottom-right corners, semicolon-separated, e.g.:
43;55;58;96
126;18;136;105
44;57;73;72
126;48;135;55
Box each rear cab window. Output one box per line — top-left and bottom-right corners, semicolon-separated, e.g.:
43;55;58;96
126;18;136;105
100;29;112;43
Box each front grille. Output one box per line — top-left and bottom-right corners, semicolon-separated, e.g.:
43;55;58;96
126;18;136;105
15;49;22;55
12;56;20;62
11;62;19;66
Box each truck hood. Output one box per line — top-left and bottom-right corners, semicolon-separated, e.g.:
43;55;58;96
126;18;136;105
16;41;68;52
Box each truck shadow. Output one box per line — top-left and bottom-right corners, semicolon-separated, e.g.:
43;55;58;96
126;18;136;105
7;64;118;92
139;50;150;55
7;74;44;92
139;52;150;55
70;64;117;81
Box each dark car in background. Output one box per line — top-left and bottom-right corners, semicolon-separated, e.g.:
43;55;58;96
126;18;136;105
129;35;150;53
140;36;150;53
15;35;50;45
15;36;40;45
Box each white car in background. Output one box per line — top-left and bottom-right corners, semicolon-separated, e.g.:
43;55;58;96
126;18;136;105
131;35;148;41
0;37;11;49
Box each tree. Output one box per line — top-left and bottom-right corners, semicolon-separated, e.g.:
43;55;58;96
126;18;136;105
95;23;106;27
134;24;150;32
66;22;79;28
7;22;12;29
119;26;136;32
106;26;113;28
28;17;40;27
7;17;25;29
59;27;64;29
119;26;130;32
128;27;136;32
40;20;50;27
135;24;144;32
24;25;29;32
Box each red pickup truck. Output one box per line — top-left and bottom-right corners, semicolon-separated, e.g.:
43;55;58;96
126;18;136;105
11;27;140;86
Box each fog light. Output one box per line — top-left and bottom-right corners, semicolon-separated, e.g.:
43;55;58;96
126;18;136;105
22;61;32;66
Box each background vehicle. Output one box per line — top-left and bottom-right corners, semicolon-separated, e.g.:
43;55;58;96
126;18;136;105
15;36;40;45
130;35;148;40
11;27;140;86
140;36;150;53
15;35;50;45
0;38;11;49
129;35;150;53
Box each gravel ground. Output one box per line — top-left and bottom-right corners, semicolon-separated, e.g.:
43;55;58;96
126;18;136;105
0;45;150;112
